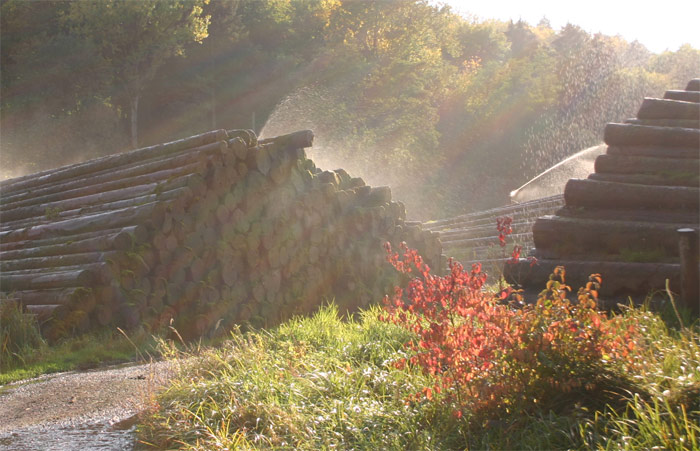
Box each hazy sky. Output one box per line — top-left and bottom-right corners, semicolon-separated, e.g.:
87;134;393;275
440;0;700;53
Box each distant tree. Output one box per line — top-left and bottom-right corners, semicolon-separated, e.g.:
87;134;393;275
505;20;539;58
65;0;210;148
649;44;700;89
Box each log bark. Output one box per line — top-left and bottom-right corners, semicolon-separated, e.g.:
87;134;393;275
0;130;228;195
11;287;95;308
532;215;686;260
588;172;699;187
564;179;700;211
605;145;699;159
259;129;314;150
1;268;97;291
504;258;680;298
0;201;169;244
557;204;700;225
637;98;700;120
677;228;699;316
0;225;147;252
1;262;115;284
246;146;272;175
227;137;249;161
604;123;700;148
624;118;699;129
1;159;209;213
26;304;68;322
664;90;700;103
594;154;696;176
1;250;128;272
227;129;257;148
2;186;192;228
1;229;142;261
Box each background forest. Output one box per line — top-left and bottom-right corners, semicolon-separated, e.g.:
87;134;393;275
1;0;698;219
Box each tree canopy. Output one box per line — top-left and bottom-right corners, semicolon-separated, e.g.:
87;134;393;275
1;0;697;218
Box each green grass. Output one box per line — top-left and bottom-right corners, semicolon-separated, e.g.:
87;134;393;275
138;304;465;449
0;303;164;385
137;302;700;450
0;329;159;385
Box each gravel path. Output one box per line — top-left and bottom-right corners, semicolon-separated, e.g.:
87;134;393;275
0;360;173;450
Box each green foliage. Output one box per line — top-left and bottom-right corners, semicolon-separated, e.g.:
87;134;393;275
1;0;695;215
0;300;46;373
138;296;700;450
63;0;211;147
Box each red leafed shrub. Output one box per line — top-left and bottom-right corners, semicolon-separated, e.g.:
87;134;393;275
381;243;641;420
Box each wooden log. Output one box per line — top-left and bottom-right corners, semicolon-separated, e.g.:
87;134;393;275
637;98;700;120
664;90;700;103
605;145;699;159
687;79;700;91
604;123;700;148
437;220;534;241
532;215;686;260
0;201;169;244
0;129;228;195
227;137;249;161
624;118;699;129
259;129;314;150
366;186;392;207
678;228;699;316
1;268;97;291
0;225;147;252
2;141;222;211
564;179;700;211
504;258;680;299
1;250;128;272
227;129;257;148
246;145;272;175
1;159;207;213
0;230;142;262
94;303;114;327
594;154;696;176
26;304;68;322
2;185;192;229
556;204;699;225
588;172;699;187
9;287;95;308
117;303;141;329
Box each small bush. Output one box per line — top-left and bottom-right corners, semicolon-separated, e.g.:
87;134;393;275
380;243;642;425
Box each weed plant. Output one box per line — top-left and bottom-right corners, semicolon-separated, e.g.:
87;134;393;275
0;300;46;373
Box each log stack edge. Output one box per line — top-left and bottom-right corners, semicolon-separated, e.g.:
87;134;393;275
0;129;442;339
505;78;700;305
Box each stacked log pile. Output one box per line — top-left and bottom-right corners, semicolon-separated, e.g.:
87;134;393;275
423;195;564;272
0;129;441;339
505;79;699;301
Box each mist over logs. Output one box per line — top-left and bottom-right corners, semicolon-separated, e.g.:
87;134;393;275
506;79;700;303
0;128;441;340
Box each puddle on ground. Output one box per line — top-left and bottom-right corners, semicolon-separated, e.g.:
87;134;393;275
0;421;137;451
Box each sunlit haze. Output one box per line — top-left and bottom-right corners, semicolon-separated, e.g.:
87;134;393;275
440;0;700;53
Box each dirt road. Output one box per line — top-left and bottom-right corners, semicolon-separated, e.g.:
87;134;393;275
0;361;172;450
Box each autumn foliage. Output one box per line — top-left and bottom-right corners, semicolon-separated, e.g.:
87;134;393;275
381;242;641;421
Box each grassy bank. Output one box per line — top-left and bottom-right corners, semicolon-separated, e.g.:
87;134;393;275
138;303;699;450
0;300;162;385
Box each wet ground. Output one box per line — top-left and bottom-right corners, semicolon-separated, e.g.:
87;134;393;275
0;361;173;450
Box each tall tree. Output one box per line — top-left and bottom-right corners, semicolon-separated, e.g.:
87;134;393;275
65;0;210;148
